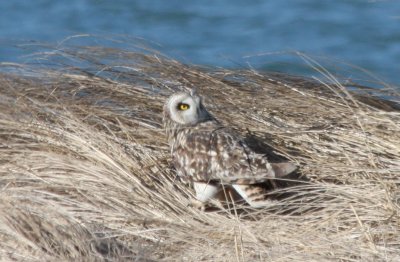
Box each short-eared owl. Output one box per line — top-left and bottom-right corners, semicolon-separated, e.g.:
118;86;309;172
163;90;297;208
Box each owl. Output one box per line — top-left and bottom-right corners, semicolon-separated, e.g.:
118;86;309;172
163;90;297;209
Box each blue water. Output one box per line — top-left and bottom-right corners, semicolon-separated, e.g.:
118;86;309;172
1;0;399;85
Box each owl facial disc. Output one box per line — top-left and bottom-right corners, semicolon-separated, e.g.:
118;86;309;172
165;92;210;125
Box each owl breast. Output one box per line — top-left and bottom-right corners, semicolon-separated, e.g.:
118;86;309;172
171;121;223;182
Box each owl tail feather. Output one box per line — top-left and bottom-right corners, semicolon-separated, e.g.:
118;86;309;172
271;162;298;177
232;184;277;208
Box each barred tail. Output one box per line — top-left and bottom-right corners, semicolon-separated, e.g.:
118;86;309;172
232;184;275;208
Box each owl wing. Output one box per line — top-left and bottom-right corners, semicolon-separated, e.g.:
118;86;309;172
176;127;296;184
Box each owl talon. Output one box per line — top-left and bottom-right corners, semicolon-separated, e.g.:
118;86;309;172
190;199;207;211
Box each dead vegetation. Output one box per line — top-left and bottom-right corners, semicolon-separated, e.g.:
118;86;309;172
0;40;399;261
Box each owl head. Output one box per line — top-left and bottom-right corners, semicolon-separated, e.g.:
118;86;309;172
164;91;212;125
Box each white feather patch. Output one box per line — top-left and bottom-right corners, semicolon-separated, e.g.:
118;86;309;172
193;182;220;202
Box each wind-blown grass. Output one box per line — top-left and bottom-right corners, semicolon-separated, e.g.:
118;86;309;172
0;41;399;261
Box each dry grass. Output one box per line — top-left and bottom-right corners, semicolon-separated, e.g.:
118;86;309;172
0;41;399;261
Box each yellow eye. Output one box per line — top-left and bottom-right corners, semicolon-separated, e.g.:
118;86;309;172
178;103;190;111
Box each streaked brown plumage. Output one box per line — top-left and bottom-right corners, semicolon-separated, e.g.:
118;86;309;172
163;90;297;208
